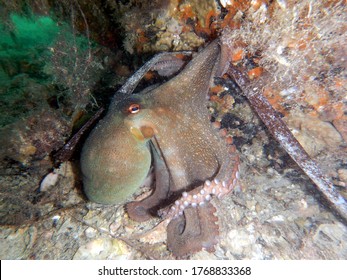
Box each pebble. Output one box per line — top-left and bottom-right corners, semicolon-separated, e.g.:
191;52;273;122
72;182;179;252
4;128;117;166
40;172;59;192
226;229;253;256
338;169;347;183
333;118;347;143
85;227;97;238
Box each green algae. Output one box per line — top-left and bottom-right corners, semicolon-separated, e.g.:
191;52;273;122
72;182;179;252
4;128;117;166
0;13;98;127
1;14;59;48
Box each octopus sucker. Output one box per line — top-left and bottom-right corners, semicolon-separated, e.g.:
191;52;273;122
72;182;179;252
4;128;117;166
163;157;240;220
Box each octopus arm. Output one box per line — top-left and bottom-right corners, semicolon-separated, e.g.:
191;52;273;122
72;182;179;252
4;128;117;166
126;141;171;222
167;203;219;258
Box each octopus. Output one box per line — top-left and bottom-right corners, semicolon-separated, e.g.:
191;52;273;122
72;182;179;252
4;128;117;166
80;40;240;257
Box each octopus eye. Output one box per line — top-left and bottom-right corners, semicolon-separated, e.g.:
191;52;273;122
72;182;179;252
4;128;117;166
128;104;140;114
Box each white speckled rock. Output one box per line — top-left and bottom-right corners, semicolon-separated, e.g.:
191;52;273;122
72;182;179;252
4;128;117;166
73;238;131;260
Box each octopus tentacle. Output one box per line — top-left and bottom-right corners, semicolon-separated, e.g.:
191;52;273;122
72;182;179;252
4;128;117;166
111;51;192;98
161;102;240;256
163;148;240;219
167;203;219;257
127;142;171;222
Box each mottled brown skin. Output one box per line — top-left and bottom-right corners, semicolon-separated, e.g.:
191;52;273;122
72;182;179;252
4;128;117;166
81;40;239;256
167;203;219;257
126;42;239;257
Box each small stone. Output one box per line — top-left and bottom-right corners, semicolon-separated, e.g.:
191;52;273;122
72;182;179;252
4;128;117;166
246;199;257;210
85;227;97;238
19;145;37;157
255;203;262;213
226;229;252;256
40;172;59;192
337;169;347;183
333;118;347;143
110;222;121;234
269;215;285;222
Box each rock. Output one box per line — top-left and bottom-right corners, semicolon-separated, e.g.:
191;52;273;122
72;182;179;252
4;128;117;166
338;169;347;183
225;229;255;256
333;118;347;143
285;113;343;157
312;222;347;259
84;227;98;239
0;226;37;259
73;238;131;260
0;109;70;165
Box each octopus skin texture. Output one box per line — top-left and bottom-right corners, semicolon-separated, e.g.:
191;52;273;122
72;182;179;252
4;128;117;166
80;40;240;257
